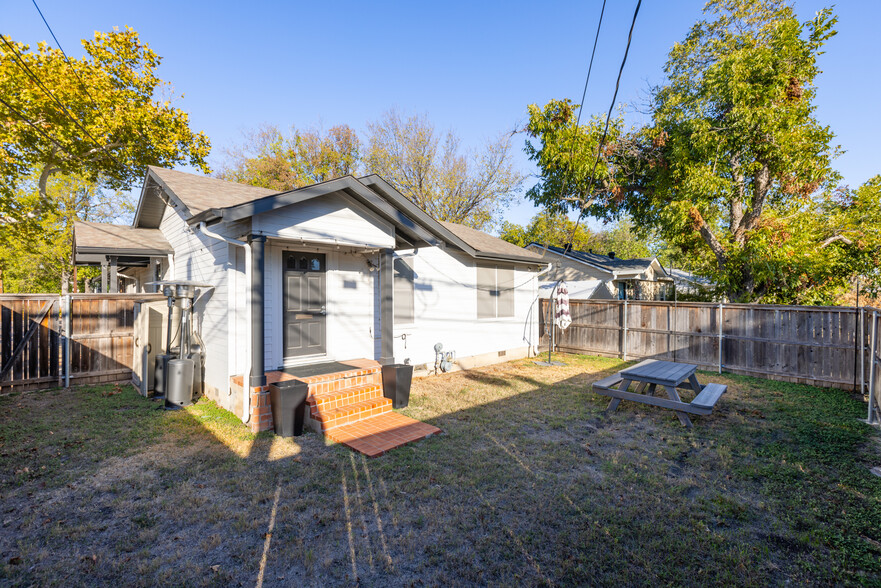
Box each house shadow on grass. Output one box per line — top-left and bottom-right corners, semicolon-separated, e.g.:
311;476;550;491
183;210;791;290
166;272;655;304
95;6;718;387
1;356;878;587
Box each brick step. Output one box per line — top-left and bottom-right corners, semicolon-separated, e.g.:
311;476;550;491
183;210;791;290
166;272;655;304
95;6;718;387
307;384;383;413
311;396;393;431
301;369;382;397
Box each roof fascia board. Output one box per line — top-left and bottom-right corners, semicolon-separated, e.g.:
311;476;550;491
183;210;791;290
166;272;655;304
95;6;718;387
358;175;476;254
214;181;345;224
77;247;173;256
340;183;446;249
131;173;152;228
144;168;192;220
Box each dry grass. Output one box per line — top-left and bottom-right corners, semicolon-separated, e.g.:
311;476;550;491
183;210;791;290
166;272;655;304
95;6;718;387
0;354;879;586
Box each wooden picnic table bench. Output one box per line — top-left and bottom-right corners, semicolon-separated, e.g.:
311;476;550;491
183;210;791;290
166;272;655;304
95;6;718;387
592;359;726;428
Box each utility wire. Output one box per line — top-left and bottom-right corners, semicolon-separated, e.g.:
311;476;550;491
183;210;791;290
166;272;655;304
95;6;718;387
30;0;119;149
0;34;125;169
566;0;642;247
540;0;607;253
0;94;79;160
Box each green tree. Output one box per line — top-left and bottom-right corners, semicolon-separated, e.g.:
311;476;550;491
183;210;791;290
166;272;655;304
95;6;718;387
500;211;653;259
0;27;211;206
0;172;132;293
366;109;524;231
525;0;841;302
1;27;210;292
217;123;361;190
819;176;881;299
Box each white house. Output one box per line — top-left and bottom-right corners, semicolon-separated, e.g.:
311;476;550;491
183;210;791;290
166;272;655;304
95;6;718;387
74;167;546;431
525;243;673;301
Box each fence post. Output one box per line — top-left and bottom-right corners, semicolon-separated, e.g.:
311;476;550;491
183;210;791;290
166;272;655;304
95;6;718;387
62;295;71;388
869;311;877;425
860;307;865;395
718;302;724;374
623;299;628;361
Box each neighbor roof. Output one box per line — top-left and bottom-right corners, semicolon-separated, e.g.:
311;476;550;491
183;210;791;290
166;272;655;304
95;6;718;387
74;221;173;255
528;243;656;274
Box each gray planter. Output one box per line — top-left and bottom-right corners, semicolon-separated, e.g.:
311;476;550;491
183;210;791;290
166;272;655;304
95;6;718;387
382;364;414;409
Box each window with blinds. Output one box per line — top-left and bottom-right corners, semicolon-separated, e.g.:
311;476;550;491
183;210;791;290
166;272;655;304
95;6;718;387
477;264;515;319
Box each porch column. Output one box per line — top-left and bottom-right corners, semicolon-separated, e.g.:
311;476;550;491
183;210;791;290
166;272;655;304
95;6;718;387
100;259;108;293
249;235;267;387
379;248;394;365
108;256;118;293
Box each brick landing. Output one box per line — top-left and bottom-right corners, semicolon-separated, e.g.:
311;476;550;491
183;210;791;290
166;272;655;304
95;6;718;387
231;359;441;456
325;412;442;458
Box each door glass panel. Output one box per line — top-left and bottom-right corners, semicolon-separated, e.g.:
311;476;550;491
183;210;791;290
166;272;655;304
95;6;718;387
310;257;321;271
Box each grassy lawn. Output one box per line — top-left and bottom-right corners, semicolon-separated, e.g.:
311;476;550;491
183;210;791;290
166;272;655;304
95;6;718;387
0;354;879;586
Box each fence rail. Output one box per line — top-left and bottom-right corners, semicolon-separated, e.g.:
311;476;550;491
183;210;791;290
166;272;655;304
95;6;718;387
0;293;163;392
541;299;879;406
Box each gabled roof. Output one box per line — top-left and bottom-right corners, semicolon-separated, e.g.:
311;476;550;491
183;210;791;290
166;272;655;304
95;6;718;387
134;166;278;228
130;167;544;266
74;221;172;256
527;243;657;275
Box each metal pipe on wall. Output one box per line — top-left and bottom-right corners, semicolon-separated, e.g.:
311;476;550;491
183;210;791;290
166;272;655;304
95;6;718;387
197;222;254;424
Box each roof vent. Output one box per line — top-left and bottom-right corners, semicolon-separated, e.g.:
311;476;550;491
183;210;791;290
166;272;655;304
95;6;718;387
588;248;593;253
608;251;616;259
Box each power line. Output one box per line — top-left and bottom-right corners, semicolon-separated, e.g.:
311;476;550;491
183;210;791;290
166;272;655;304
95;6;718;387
30;0;119;152
0;94;79;160
542;0;607;254
0;34;125;169
574;0;607;129
567;0;642;246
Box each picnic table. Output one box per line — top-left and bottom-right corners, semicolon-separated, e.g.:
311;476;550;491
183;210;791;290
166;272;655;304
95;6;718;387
591;359;726;428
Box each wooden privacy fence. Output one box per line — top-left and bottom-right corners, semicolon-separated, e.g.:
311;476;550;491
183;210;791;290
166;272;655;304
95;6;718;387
867;307;881;424
0;293;163;392
541;299;881;406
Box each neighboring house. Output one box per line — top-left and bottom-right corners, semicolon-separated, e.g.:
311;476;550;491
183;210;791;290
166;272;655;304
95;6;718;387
537;279;615;300
667;268;715;298
525;243;673;301
73;167;546;426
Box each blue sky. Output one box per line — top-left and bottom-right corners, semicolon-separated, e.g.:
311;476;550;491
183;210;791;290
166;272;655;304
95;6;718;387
3;0;879;232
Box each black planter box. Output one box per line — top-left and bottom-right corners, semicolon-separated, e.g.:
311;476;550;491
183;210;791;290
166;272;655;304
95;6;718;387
382;364;414;409
269;380;308;437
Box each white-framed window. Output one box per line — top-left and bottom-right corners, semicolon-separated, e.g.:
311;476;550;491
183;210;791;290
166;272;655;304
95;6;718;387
394;256;415;324
477;264;515;319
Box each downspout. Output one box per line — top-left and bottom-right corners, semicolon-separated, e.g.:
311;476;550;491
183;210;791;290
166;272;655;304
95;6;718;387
197;222;253;424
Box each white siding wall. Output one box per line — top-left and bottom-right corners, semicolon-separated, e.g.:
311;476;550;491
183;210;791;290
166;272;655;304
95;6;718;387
263;244;377;369
252;193;394;249
159;206;240;411
393;247;540;367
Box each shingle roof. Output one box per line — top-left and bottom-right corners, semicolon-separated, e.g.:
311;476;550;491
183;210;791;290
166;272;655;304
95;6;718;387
137;167;546;265
440;221;545;262
74;221;173;254
148;166;277;216
531;243;656;273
